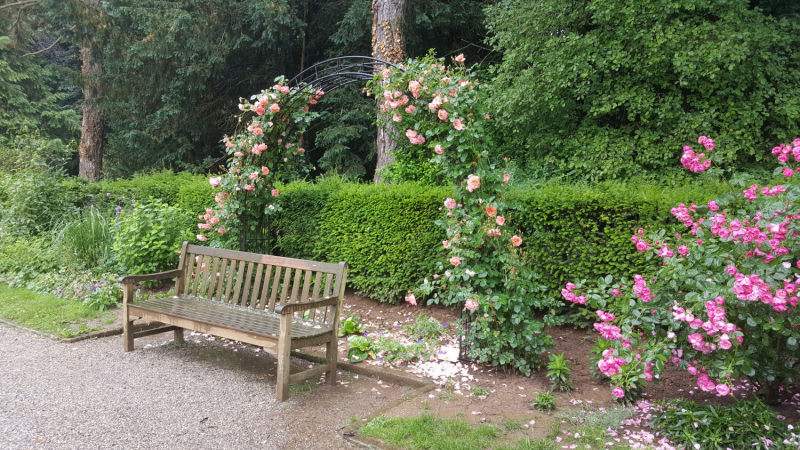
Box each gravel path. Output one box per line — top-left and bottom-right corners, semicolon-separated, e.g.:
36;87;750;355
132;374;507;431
0;324;409;450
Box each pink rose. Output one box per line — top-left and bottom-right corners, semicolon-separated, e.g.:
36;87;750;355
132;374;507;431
438;109;449;121
404;293;417;306
465;299;478;311
271;189;279;196
484;205;497;217
209;177;222;187
392;113;402;122
196;234;207;241
234;151;244;158
453;118;465;130
466;174;481;192
716;384;730;396
442;240;451;248
455;54;465;63
435;145;445;155
510;235;523;247
450;256;461;266
269;103;280;113
486;228;501;237
503;173;510;183
244;184;255;191
496;216;505;226
444;198;457;209
261;166;270;175
249;172;259;180
612;387;625;399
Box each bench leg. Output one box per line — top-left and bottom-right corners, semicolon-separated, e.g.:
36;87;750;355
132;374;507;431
123;317;134;352
325;337;337;386
276;314;292;401
173;327;185;344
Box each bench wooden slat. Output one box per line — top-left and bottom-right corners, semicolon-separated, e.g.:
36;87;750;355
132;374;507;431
198;255;211;298
322;273;333;323
250;263;264;308
206;256;221;299
281;266;292;306
289;268;302;305
183;253;196;296
259;265;273;310
241;260;255;306
186;244;343;273
268;266;282;312
213;258;227;301
308;271;322;322
232;260;247;305
175;242;189;293
223;259;236;303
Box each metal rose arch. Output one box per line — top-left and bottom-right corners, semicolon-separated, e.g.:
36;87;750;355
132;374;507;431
285;56;399;100
240;56;398;254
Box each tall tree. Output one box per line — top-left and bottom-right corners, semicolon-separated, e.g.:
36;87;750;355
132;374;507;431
77;0;103;180
371;0;406;182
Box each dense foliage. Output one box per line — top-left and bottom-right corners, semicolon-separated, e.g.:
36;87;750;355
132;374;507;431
485;0;800;181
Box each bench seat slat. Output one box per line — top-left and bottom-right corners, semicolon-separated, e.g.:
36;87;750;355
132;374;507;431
129;297;332;340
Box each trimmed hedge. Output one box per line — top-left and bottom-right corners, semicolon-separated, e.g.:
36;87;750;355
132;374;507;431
41;171;736;303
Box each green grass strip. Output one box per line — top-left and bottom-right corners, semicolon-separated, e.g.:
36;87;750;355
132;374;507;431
360;413;498;450
0;283;112;337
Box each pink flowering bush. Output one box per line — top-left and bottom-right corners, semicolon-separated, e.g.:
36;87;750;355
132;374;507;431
197;77;320;246
569;136;800;404
374;54;560;375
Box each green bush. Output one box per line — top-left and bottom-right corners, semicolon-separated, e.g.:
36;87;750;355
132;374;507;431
51;207;113;269
112;198;196;275
175;176;215;218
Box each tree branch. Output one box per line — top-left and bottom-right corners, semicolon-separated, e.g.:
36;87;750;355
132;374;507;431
0;0;38;12
24;35;61;57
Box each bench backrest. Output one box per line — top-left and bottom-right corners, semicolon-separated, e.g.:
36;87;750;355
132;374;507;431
175;243;347;326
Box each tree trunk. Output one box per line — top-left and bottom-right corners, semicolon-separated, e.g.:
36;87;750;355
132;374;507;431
372;0;406;183
78;0;104;181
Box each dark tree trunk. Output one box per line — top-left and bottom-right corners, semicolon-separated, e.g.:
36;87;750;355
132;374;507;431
78;0;104;181
372;0;406;183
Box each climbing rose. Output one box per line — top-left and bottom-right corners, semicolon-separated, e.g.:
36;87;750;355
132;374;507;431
435;144;445;154
269;103;280;113
405;293;417;306
405;105;416;114
196;234;207;241
438;109;449;121
453;118;465;130
466;174;481;192
716;384;730;396
450;256;461;266
485;205;497;217
444;198;457;209
510;235;523;247
465;299;478;311
455;54;465;62
261;166;270;175
503;173;510;183
486;228;501;237
249;172;259;180
612;387;625;399
496;216;505;226
209;177;222;187
271;189;279;197
442;240;451;248
244;184;255;191
392;113;402;122
217;228;226;234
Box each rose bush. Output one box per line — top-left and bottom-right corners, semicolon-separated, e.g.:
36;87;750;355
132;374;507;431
374;54;561;375
198;77;321;247
566;136;800;404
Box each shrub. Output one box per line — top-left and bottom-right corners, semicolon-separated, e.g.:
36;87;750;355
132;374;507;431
52;207;113;268
112;198;195;275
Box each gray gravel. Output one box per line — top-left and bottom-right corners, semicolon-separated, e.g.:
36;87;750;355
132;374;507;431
0;324;408;450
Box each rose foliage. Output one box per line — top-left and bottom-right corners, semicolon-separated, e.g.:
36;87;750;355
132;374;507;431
373;54;562;375
566;136;800;404
197;77;321;247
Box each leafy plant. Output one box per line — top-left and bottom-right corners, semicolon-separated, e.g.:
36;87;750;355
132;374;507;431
401;313;445;340
347;335;374;363
546;353;573;391
83;278;122;311
530;391;556;412
649;399;797;449
112;198;195;276
339;312;365;337
52;207;113;268
471;385;489;397
373;336;432;363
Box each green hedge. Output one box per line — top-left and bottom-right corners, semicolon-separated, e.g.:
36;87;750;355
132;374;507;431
36;171;736;304
272;178;449;303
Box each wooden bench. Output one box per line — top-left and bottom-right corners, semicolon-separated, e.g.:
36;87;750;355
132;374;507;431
119;242;348;401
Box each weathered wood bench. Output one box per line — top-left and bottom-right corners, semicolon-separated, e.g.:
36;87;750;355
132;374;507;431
119;242;348;401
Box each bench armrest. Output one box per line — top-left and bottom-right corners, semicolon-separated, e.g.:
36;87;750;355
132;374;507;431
274;296;339;315
118;269;182;285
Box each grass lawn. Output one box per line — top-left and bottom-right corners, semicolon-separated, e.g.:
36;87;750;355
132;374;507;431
0;283;113;337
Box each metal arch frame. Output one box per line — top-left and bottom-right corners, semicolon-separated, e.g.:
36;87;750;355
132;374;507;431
285;56;400;99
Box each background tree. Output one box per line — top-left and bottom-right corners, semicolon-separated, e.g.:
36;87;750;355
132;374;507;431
485;0;800;182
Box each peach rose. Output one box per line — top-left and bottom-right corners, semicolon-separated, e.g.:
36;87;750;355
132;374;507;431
466;174;480;192
496;216;505;226
510;235;523;247
450;256;461;266
484;205;497;217
269;103;280;113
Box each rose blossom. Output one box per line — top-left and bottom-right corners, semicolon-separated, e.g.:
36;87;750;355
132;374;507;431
405;292;417;306
465;299;478;311
450;256;461;266
487;228;501;237
244;184;255;191
438;109;449;121
496;216;505;226
455;54;465;62
435;144;445;154
444;198;457;209
510;235;523;247
453;118;465;130
466;174;481;192
196;234;207;241
271;189;279;196
503;173;511;183
612;387;625;399
442;240;451;248
269;103;280;113
485;205;497;217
